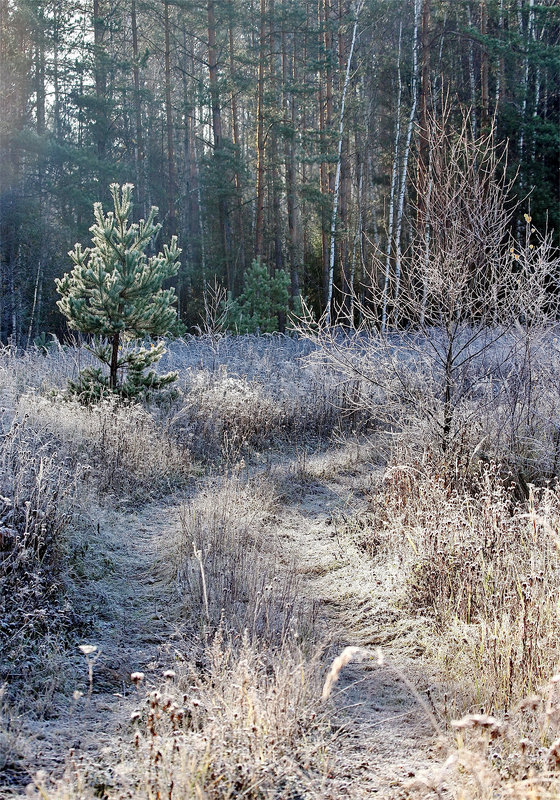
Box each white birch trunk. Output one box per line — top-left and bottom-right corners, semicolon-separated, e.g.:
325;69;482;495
381;20;403;334
325;0;363;326
393;0;421;320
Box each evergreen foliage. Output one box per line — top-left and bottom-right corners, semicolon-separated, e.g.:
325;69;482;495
56;183;181;400
225;260;291;334
1;0;558;343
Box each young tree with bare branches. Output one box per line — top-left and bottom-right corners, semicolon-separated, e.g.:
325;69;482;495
299;110;559;457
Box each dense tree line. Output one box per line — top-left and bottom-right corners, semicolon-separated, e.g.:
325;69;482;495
0;0;558;342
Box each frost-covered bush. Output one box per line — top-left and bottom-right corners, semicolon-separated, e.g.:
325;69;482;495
172;367;286;460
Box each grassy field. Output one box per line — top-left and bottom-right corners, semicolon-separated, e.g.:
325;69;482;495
1;334;559;799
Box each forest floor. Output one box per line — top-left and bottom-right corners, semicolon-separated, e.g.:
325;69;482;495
4;444;444;799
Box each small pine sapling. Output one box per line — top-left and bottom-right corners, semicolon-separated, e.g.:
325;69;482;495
225;259;290;334
56;183;182;401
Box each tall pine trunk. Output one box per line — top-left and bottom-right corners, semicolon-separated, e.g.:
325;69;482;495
229;6;246;280
255;0;267;259
164;0;177;237
93;0;107;160
131;0;145;215
207;0;232;289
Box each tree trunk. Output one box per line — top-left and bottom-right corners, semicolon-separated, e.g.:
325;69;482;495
207;0;232;289
394;0;420;316
494;0;504;111
255;0;267;260
466;3;477;139
26;259;42;348
284;11;301;306
480;0;489;128
93;0;108;159
269;0;283;278
381;21;402;333
109;332;120;390
131;0;145;215
417;0;431;225
35;36;45;136
164;0;177;237
326;1;360;326
229;6;246;280
517;0;534;237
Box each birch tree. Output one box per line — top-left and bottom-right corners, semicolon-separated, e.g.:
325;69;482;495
325;0;363;326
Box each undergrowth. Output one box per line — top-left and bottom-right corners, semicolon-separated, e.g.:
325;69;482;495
0;416;83;700
4;334;560;799
358;456;560;711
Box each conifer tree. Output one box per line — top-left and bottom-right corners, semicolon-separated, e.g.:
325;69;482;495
56;183;181;399
225;260;291;334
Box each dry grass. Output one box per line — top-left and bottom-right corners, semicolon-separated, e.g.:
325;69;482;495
0;411;83;697
407;675;560;798
28;633;356;800
17;393;190;501
176;473;315;643
357;458;560;710
172;368;288;461
170;364;368;463
0;388;190;709
124;635;336;800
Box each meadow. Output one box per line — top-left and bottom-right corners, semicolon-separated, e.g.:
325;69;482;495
1;332;560;799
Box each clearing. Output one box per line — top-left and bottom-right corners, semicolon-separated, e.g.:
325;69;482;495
7;447;441;799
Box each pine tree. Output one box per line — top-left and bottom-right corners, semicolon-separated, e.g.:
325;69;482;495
225;259;291;334
56;183;182;400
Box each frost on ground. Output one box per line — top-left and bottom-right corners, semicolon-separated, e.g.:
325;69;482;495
1;337;560;799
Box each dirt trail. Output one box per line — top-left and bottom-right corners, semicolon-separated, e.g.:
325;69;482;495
269;454;440;796
9;500;183;794
9;450;440;798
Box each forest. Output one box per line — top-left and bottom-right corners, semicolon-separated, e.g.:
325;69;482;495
2;1;560;798
0;0;558;341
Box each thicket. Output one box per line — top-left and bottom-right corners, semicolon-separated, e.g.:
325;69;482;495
299;113;560;479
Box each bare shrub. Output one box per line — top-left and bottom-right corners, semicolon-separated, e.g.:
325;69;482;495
297;112;559;468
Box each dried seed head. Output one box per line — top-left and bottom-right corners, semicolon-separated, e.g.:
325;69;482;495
79;644;97;656
322;646;367;701
451;714;505;735
548;738;560;767
518;695;540;712
163;670;176;680
131;671;145;685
